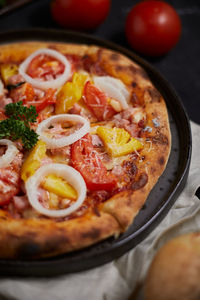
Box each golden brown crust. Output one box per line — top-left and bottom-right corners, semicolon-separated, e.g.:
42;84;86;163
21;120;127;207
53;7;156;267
145;233;200;300
0;42;171;259
0;211;120;259
99;47;171;231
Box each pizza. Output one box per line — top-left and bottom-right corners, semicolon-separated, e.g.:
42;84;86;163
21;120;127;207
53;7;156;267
0;42;171;259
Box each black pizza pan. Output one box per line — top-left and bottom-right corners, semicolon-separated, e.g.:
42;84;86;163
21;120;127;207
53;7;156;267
0;0;37;17
0;29;192;277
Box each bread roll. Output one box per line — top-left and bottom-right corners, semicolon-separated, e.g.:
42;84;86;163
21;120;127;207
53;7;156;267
145;233;200;300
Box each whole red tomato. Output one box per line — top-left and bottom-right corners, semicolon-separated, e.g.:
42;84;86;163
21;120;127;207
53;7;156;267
51;0;111;30
125;0;181;56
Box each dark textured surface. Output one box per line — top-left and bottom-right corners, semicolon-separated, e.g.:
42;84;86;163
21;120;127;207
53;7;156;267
0;0;199;123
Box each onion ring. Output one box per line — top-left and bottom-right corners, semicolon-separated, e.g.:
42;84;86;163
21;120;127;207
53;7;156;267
0;139;19;168
19;48;71;90
94;76;130;110
36;114;90;149
0;79;4;95
25;163;86;217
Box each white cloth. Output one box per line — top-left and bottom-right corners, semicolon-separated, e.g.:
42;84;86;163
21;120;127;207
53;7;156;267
0;121;199;300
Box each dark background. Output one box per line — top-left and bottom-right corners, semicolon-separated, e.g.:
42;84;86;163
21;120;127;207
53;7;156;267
0;0;199;124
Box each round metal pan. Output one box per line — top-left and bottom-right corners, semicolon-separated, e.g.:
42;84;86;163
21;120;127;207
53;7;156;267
0;29;192;277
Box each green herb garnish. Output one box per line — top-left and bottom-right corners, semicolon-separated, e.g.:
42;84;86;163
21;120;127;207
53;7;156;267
0;101;39;150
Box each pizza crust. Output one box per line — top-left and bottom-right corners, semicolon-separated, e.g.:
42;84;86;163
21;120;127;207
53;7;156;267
0;42;171;259
0;211;121;259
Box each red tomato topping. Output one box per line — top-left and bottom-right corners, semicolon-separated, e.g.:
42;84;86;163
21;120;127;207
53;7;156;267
10;83;56;113
125;0;181;56
27;54;65;79
83;81;116;121
9;82;56;113
27;88;56;113
71;134;117;192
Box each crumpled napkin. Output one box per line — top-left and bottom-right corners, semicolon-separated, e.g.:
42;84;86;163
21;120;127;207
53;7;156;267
0;121;199;300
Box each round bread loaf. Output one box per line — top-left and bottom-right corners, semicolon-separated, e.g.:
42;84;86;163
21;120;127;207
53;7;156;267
145;233;200;300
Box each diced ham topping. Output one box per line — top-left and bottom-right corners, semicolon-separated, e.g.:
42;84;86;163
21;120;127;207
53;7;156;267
124;123;139;137
37;188;49;209
0;180;13;194
68;103;82;115
0;152;23;205
0;110;6;120
50;145;70;158
47;123;81;139
0;95;13;109
113;107;145;137
13;195;29;212
81;55;107;76
7;74;24;85
91;134;104;147
112;165;124;176
40;157;53;166
47;122;63;135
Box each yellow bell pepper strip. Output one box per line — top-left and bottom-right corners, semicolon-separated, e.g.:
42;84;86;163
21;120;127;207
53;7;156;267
0;64;18;84
96;126;143;157
55;72;88;114
21;140;47;182
42;175;77;200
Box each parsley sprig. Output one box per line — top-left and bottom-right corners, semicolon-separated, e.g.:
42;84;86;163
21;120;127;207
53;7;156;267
0;101;39;150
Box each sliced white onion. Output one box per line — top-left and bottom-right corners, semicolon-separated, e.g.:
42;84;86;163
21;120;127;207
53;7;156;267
93;76;130;110
132;107;146;123
0;79;4;96
100;76;130;100
36;114;90;149
0;139;19;168
19;48;71;90
25;163;86;218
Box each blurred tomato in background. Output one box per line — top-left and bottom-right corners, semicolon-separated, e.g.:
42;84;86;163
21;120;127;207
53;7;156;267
125;0;181;56
51;0;111;30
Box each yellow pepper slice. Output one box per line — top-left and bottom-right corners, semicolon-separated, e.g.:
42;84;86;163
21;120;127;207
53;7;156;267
42;175;77;200
21;140;47;182
0;64;18;84
55;72;88;114
97;126;143;157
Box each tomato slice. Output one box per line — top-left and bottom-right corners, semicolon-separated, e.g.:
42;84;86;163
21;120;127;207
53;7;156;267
9;83;56;113
71;134;117;191
83;81;116;121
27;88;56;113
27;54;65;79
